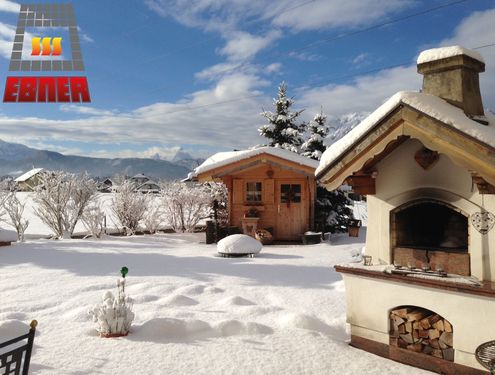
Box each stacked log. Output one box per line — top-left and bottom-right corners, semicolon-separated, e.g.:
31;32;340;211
390;307;454;361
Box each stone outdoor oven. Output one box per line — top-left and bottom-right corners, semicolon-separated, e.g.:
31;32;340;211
316;46;495;374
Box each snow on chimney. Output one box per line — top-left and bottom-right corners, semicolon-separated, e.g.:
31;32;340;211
417;45;485;117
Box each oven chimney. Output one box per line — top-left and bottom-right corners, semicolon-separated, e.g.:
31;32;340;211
417;46;485;117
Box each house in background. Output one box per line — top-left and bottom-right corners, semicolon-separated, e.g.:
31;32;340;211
190;146;318;241
135;179;160;193
14;168;46;191
130;173;149;185
316;46;495;374
97;178;114;193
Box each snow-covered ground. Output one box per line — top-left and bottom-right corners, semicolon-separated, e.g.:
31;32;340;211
0;231;431;374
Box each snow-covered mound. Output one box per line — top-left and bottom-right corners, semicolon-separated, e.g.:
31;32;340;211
0;229;17;243
217;234;262;256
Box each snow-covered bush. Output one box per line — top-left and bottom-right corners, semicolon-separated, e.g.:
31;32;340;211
0;192;29;241
33;171;97;239
111;180;149;235
89;267;134;337
82;204;106;239
203;182;228;227
143;199;163;234
161;181;212;233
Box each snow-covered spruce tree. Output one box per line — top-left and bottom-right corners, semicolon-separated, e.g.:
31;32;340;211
315;186;353;234
259;81;305;153
33;171;97;239
301;109;330;161
160;181;213;233
0;192;29;241
111;180;149;235
82;204;106;239
297;110;353;234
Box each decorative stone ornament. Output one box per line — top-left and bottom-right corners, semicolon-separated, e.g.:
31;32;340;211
414;147;439;170
471;211;495;234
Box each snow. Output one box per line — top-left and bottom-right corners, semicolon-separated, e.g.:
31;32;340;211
217;234;262;255
0;229;17;242
317;91;495;176
352;201;368;227
417;45;484;64
0;231;432;374
14;167;44;182
193;146;319;177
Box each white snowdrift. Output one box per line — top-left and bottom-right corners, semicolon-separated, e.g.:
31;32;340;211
0;229;17;242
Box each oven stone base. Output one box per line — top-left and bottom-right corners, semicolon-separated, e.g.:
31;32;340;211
339;271;494;374
350;334;487;375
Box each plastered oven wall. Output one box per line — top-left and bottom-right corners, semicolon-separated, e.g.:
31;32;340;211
365;138;495;281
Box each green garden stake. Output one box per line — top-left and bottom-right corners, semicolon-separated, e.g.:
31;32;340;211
121;266;129;278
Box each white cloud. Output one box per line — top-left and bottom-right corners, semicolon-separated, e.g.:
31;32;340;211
0;22;14;59
145;0;413;33
0;0;19;13
0;71;271;151
59;105;119;117
352;53;369;65
219;30;281;61
299;65;419;119
271;0;413;31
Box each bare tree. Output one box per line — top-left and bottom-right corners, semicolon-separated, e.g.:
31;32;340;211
0;192;29;241
160;181;213;233
111;180;149;235
33;171;97;239
82;203;106;239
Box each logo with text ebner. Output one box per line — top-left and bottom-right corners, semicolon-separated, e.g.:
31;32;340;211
3;3;90;103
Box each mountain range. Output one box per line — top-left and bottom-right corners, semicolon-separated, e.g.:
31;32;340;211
0;111;366;180
0;140;198;180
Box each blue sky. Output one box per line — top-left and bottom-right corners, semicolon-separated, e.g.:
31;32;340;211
0;0;494;160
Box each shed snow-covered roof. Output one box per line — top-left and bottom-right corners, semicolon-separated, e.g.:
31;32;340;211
14;168;44;182
193;146;319;177
417;45;484;64
316;91;495;177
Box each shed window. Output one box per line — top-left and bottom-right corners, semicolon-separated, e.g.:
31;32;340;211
246;182;262;202
281;184;301;203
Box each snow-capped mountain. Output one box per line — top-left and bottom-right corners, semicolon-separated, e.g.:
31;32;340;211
0;139;192;180
327;112;369;145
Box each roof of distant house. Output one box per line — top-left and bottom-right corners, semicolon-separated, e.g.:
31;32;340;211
14;168;45;182
132;173;148;179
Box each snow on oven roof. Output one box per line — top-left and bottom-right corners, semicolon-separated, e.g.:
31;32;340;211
417;45;484;65
14;168;44;182
193;146;319;177
316;91;495;176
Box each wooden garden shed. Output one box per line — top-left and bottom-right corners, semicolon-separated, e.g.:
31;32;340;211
191;147;318;241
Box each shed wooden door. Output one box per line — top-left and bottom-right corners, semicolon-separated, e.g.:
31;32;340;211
276;181;307;240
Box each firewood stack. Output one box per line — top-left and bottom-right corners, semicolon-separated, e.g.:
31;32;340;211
390;307;454;361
